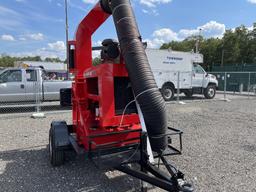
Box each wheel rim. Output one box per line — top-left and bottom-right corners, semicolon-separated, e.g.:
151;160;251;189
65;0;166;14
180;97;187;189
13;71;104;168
208;88;215;97
164;89;173;99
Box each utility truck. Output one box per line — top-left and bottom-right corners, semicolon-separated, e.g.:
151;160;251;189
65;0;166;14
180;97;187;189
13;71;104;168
146;49;218;101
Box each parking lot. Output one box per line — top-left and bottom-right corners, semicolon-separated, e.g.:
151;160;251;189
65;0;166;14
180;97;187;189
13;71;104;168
0;95;256;192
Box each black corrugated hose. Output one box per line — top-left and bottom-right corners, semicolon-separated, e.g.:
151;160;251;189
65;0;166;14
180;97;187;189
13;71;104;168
100;0;168;153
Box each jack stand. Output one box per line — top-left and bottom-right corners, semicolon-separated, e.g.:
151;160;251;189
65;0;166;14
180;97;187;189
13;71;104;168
116;132;194;192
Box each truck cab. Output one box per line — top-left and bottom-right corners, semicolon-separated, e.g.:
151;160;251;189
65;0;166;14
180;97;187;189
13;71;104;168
191;63;218;99
0;68;28;102
145;49;218;101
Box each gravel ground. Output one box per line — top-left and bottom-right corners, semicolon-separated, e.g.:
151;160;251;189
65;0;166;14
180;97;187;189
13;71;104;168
0;97;256;192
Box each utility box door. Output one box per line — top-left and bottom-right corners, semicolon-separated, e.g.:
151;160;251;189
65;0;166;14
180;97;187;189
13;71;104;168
146;49;196;89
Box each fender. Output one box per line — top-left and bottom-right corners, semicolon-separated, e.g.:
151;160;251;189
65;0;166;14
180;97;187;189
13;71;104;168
51;121;70;149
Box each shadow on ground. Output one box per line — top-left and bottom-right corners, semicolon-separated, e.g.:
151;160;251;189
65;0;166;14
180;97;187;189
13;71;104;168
0;147;140;192
171;95;206;102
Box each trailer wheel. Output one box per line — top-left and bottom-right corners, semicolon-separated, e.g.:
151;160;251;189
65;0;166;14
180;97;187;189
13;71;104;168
49;127;65;166
204;85;216;99
161;85;174;101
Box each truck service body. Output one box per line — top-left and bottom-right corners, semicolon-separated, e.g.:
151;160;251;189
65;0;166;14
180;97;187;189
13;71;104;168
146;49;218;100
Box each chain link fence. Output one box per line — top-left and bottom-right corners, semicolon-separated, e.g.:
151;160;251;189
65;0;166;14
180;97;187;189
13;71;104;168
211;72;256;100
1;70;255;116
0;80;69;117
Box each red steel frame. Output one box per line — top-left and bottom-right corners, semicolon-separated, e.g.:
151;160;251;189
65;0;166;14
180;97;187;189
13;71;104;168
70;2;141;152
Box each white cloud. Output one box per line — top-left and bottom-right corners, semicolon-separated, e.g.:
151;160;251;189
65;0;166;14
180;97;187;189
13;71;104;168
18;33;45;41
92;50;101;58
1;34;15;41
145;28;179;48
27;33;44;41
231;25;254;32
153;28;179;41
199;21;226;38
140;0;172;7
247;0;256;4
9;39;102;60
179;21;225;39
48;41;66;52
19;37;26;41
142;9;149;13
145;21;226;48
67;0;88;12
9;50;63;60
14;41;67;59
248;26;254;31
142;8;159;16
9;41;67;60
93;40;102;46
82;0;98;4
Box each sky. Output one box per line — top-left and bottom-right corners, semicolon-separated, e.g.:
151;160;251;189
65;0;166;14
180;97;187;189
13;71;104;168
0;0;255;59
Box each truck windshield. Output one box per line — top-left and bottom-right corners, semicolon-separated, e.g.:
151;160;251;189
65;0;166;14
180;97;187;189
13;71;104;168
0;70;22;83
193;64;205;74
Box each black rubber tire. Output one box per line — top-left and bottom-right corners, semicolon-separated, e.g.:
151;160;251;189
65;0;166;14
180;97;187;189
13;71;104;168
204;85;216;99
184;90;193;98
161;85;174;101
49;127;65;166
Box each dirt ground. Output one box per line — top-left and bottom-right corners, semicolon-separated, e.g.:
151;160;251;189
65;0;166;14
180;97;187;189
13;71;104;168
0;96;256;192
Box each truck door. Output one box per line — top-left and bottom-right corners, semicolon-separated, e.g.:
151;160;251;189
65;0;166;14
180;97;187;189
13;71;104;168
192;64;205;88
0;69;26;102
25;69;41;102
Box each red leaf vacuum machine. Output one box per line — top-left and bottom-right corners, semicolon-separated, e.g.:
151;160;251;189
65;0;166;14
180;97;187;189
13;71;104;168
50;0;193;191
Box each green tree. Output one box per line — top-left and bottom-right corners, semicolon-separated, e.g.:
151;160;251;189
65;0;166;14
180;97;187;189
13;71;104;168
92;57;101;66
159;22;256;69
45;57;62;63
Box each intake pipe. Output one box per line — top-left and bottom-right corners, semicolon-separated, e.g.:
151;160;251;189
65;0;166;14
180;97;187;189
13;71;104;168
100;0;168;153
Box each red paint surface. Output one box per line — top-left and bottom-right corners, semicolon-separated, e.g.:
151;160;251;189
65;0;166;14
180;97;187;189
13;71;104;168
70;3;141;152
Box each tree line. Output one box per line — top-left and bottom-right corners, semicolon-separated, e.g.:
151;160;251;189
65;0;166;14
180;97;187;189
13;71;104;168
0;55;64;68
161;23;256;70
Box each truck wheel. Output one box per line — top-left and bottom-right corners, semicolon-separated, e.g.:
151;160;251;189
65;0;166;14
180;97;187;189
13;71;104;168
49;127;65;166
184;90;193;98
204;85;216;99
161;85;174;101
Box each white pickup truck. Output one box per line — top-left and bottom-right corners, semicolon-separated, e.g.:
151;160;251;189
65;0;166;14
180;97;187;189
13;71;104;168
146;49;218;101
0;68;72;103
